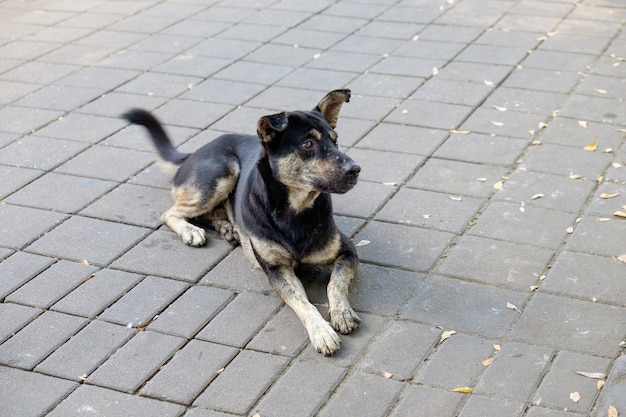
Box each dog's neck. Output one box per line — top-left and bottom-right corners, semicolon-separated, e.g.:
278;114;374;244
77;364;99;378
287;189;320;213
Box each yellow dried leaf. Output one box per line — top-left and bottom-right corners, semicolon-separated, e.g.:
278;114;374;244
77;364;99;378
451;387;473;393
382;182;397;186
355;240;371;247
482;357;496;366
78;260;90;265
531;193;544;200
449;196;463;201
216;367;225;375
401;109;409;115
538;122;548;130
608;405;618;417
491;121;504;127
506;302;521;313
578;120;588;128
576;371;606;379
569;173;583;179
598;217;611;222
493;181;503;190
439;330;456;343
493;105;507;112
530;285;539;292
566;226;575;234
614;211;626;218
484;80;494;86
600;192;619;199
570;392;581;403
450;129;471;135
617;254;626;264
476;178;487;182
382;370;393;379
584;136;598;151
493;344;501;351
595;88;608;94
531;140;542;145
598;380;606;390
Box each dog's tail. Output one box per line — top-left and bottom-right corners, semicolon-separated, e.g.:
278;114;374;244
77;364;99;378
122;109;190;171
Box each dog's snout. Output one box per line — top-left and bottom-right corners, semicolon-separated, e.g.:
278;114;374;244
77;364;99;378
345;163;361;178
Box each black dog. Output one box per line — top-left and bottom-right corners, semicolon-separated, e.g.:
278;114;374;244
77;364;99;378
123;89;361;355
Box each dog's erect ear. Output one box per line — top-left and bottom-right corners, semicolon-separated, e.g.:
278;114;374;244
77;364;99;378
257;112;289;144
313;89;351;129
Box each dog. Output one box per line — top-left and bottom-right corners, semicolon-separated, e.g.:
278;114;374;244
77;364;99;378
123;89;361;355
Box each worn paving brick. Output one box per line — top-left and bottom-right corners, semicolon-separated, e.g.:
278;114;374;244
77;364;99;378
333;180;396;219
193;349;290;415
346;148;423;184
511;293;625;357
147;285;234;338
359;321;440;381
457;395;525;417
474;342;553;402
403;276;527;339
0;251;55;299
99;276;188;328
0;303;41;344
0;204;67;249
253;359;346;417
140;339;238;405
459;106;545;139
433;132;528;166
0;311;87;369
26;215;150;266
526;407;586;417
416;333;495;389
52;268;143;318
48;384;185;417
389;385;465;417
199;246;271;292
533;351;611;414
0;366;78;417
565;215;626;258
521;142;613;179
247;305;309;356
111;229;232;282
386;99;473;130
437;235;553;291
355;122;448;156
0;135;90;170
33;113;128;144
318;371;404;417
6;260;98;309
0;166;41;199
411;78;492;107
35;320;134;381
87;331;186;393
195;291;283;348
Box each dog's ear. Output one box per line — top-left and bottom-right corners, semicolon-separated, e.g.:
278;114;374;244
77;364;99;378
313;89;351;129
257;112;289;144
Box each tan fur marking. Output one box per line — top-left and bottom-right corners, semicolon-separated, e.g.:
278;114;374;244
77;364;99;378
328;131;337;142
249;235;295;267
301;232;341;265
310;129;321;140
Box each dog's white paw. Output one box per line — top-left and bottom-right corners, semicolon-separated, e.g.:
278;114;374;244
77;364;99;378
330;306;361;335
309;320;341;356
180;225;206;247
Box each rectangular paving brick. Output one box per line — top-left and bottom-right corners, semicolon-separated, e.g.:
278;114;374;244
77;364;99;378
0;204;67;249
193;350;290;415
0;251;55;299
0;310;87;369
86;330;186;392
0;366;78;417
147;285;234;338
390;386;464;417
48;385;185;417
52;268;143;318
99;276;188;328
246;305;310;356
6;260;98;308
195;291;283;347
253;359;346;417
140;340;238;405
458;396;525;417
35;320;134;381
0;303;41;343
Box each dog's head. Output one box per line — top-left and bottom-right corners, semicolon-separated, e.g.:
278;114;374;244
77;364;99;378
257;89;360;195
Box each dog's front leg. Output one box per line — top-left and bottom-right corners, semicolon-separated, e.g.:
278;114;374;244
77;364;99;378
328;249;361;335
268;265;341;355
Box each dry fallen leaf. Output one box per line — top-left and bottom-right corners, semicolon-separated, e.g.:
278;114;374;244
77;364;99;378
569;173;583;179
78;259;90;265
566;226;575;234
401;109;409;115
216;367;225;375
476;178;487;182
493;344;501;351
493;181;503;190
617;254;626;264
449;196;463;201
608;405;618;417
451;387;473;393
482;357;496;366
531;193;544;200
493;105;507;112
507;302;521;313
601;192;619;199
382;370;393;379
584;136;598;151
598;380;606;390
595;88;608;94
538;122;548;131
355;240;371;247
614;211;626;218
450;129;471;135
383;182;397;186
570;392;581;403
439;330;456;343
530;285;539;292
578;120;588;128
576;371;607;379
491;121;504;127
484;80;494;86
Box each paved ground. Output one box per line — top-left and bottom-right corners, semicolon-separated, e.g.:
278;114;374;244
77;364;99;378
0;0;625;416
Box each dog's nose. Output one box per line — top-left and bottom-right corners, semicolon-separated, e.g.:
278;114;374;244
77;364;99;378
345;164;361;178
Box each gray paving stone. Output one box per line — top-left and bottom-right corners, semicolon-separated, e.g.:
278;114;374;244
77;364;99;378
376;188;484;233
437;235;553;291
246;305;309;356
511;293;625;357
195;291;282;348
6;259;98;309
111;229;232;282
459;106;545;139
117;72;204;98
593;355;626;417
410;77;493;107
253;359;346;417
526;408;586;417
147;285;234;338
354;221;454;271
184;409;234;417
386;99;473;130
26;215;150;266
534;351;611;414
457;395;525;417
485;87;566;116
0;303;41;344
6;172;117;214
433;132;528;166
346;148;423;184
199;246;271;292
542;251;626;306
504;67;582;94
417;333;495;389
565;215;626;258
193;349;290;415
52;268;143;318
140;339;238;404
0;310;87;369
0;366;78;417
389;386;465;417
48;384;185;417
333;180;396;219
354;122;448;156
0;251;55;299
0;204;67;249
539;117;625;152
99;276;188;328
0;135;89;170
33;113;128;144
35;320;134;381
86;330;186;392
359;321;439;381
436;61;512;85
181;78;266;105
469;202;579;250
318;371;404;417
403;276;527;339
474;342;553;402
521;142;613;180
522;50;596;73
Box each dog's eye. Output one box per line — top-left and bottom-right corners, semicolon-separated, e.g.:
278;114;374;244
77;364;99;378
301;140;314;149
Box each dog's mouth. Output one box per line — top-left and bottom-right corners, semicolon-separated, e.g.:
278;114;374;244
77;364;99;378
315;165;360;194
